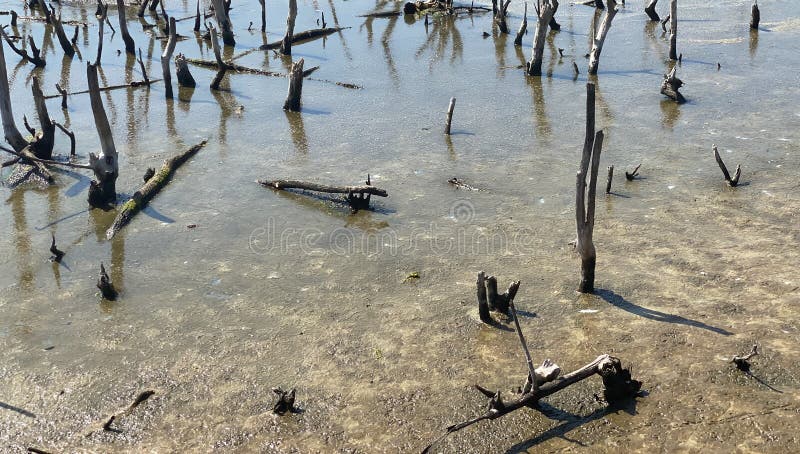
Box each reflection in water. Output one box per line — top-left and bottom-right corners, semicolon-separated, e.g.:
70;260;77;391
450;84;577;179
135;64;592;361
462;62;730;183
660;98;681;129
493;27;508;78
166;97;177;137
526;76;552;140
327;0;353;61
285;111;308;154
178;85;195;105
89;208;125;313
590;76;614;123
415;15;463;70
749;29;758;58
644;21;666;62
445;135;456;161
97;66;118;125
59;55;73;127
210;88;237;146
8;191;34;292
381;14;400;88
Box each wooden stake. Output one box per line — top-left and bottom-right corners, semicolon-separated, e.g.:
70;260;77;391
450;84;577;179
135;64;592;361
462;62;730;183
576;83;603;293
477;271;491;324
211;0;235;45
49;6;75;57
259;0;266;32
588;0;619;75
95;1;108;66
444;97;456;135
194;0;202;32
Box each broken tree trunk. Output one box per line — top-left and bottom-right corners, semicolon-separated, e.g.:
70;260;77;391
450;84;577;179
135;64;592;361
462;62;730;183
194;0;201;32
29;76;55;160
513;2;527;46
95;1;108;66
660;65;685;103
495;0;511;34
750;1;759;30
161;17;177;98
444;97;455;135
477;271;492;324
1;28;46;67
209;26;232;90
668;0;677;60
137;0;148;17
283;58;304;111
280;0;298;55
49;7;75;57
106;140;207;239
116;0;135;54
97;262;118;300
713;145;741;187
175;53;196;88
645;0;659;21
258;27;346;51
576;83;603;293
0;36;28;152
259;0;266;32
526;0;558;76
605;165;613;194
258;178;387;211
588;0;619;75
87;63;119;208
549;1;561;31
211;0;235;45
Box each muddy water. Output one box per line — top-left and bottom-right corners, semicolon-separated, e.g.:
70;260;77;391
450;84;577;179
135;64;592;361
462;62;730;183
1;0;799;452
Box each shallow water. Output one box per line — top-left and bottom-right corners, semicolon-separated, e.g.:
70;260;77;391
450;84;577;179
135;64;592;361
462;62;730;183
1;0;799;452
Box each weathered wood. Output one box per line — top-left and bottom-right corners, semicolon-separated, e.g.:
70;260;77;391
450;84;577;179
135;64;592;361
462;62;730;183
283;58;304;111
732;344;758;371
209;26;231;90
1;28;46;67
258;27;346;50
175;53;196;88
713;145;741;187
116;0;135;54
625;163;641;181
161;17;177;98
29;77;54;160
645;0;659;21
55;83;68;109
106;140;207;239
259;0;266;32
576;83;603;293
444;97;455;135
0;36;28;152
668;0;677;60
513;2;527;46
549;1;561;30
605;165;613;194
280;0;298;55
588;0;619;75
95;1;108;66
477;271;492;324
49;233;65;262
272;388;297;415
258;179;389;198
495;0;511;34
87;63;119;207
49;6;75;57
136;0;148;17
52;122;76;156
526;0;558;76
137;48;149;84
750;1;759;29
97;262;118;300
193;0;201;32
660;65;685;103
211;0;235;45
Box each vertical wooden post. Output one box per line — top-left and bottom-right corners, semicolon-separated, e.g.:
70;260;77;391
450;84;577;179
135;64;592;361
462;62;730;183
283;58;305;111
175;54;196;88
477;271;492;324
281;0;298;55
645;0;659;21
161;17;177;99
576;83;603;293
49;7;75;57
526;0;558;76
95;1;108;66
605;165;613;194
259;0;267;32
750;1;760;29
668;0;677;61
588;0;619;75
194;0;201;32
209;26;230;90
444;97;456;135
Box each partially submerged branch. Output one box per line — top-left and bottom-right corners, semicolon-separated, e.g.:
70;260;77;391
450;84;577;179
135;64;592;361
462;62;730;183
258;177;388;211
713;145;741;187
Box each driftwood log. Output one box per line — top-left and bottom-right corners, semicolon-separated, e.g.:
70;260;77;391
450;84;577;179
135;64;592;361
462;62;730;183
258;27;346;51
712;145;741;187
526;0;558;76
281;0;298;55
588;0;618;75
258;178;388;211
424;280;641;452
645;0;659;21
106;140;208;239
283;58;305;111
660;66;685;103
576;83;603;293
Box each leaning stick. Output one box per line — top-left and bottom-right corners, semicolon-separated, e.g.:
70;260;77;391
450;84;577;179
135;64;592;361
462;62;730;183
257;179;388;197
106;140;208;240
713;145;741;187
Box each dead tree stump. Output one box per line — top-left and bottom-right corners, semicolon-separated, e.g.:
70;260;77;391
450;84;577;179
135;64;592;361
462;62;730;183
576;83;603;293
87;63;119;207
259;0;266;32
588;0;619;75
175;54;196;88
713;145;741;187
750;1;760;29
209;26;233;90
668;0;677;60
444;97;456;135
97;262;118;300
660;66;685;103
526;0;558;76
116;0;135;55
283;58;304;111
645;0;659;21
94;1;108;66
49;6;75;57
211;0;235;45
495;0;511;34
605;165;613;194
161;17;177;98
281;0;298;55
477;271;491;323
513;2;528;46
549;2;561;31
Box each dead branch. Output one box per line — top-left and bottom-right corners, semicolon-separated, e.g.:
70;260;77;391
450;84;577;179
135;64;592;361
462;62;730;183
588;0;619;75
444;97;456;135
0;145;91;169
259;26;347;51
713;145;741;187
116;0;135;54
513;2;527;46
209;26;231;90
668;0;677;60
258;179;388;197
95;1;109;66
48;6;75;57
660;65;685;103
732;344;758;371
106;140;207;239
0;27;46;67
625;164;641;181
50;233;64;262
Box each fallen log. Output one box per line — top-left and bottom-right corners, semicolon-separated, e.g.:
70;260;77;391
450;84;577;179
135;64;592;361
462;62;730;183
258;177;387;211
106;140;207;240
259;26;347;50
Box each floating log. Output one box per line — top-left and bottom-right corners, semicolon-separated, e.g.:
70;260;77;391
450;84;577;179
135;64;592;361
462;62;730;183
97;262;118;300
513;2;527;46
750;1;759;29
712;145;741;187
625;163;641;181
281;0;298;55
258;27;347;50
645;0;659;21
526;0;558;76
106;140;207;239
660;66;685;103
576;83;603;293
668;0;677;60
588;0;619;75
444;97;455;135
283;58;305;111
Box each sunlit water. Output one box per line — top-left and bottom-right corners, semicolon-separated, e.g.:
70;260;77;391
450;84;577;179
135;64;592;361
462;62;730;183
1;0;799;452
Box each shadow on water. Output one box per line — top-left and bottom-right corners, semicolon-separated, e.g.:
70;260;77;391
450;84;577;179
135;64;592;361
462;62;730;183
506;397;640;452
0;401;36;418
596;289;733;336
